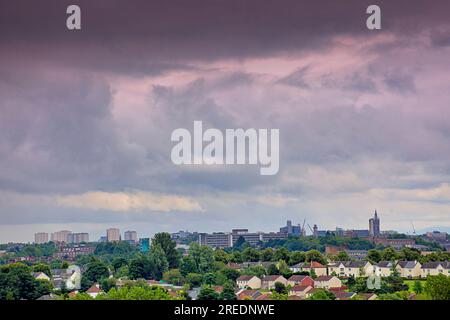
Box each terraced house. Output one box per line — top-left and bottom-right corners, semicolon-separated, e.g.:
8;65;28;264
328;261;374;277
395;261;422;278
421;261;450;277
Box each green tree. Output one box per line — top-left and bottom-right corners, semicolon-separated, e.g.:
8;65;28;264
289;251;305;265
188;243;214;274
186;273;203;287
424;274;450;300
152;232;180;268
0;263;51;300
32;263;52;277
128;255;154;280
220;268;241;282
261;248;274;262
100;277;116;292
274;282;287;294
81;260;110;290
305;250;327;265
180;256;197;276
162;269;184;286
273;247;290;262
197;286;220;300
381;247;397;261
308;289;336;300
367;249;382;263
266;264;279;275
336;251;350;261
233;236;247;249
413;280;423;294
149;244;169;280
242;247;260;262
112;257;128;271
219;282;237;300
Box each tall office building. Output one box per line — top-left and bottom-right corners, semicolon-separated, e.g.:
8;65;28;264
51;230;72;243
34;232;49;244
124;230;137;243
67;232;89;244
369;210;381;237
106;228;121;242
139;238;150;253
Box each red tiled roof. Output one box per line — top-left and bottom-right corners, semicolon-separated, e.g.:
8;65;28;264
290;285;311;292
288;275;308;282
237;275;255;281
263;275;284;281
255;293;272;300
310;261;325;268
86;284;102;293
315;275;335;282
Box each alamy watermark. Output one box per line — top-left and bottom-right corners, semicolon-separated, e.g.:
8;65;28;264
171;121;279;175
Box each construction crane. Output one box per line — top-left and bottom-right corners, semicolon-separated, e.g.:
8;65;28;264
302;218;306;236
411;221;416;235
307;223;314;234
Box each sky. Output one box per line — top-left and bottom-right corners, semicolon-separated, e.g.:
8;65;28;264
1;0;450;242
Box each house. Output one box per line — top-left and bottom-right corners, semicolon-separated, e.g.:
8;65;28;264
236;275;261;289
375;261;395;277
334;291;357;300
254;293;272;300
314;276;342;289
86;283;103;298
289;261;327;276
328;261;373;277
288;285;313;298
421;261;450;278
261;275;288;290
358;293;378;300
33;272;51;281
237;289;262;300
396;261;422;278
287;275;314;287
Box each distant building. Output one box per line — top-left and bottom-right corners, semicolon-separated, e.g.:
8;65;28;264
279;220;302;236
372;237;415;249
199;229;287;248
347;250;368;260
124;231;137;243
54;245;95;259
325;245;348;255
369;210;381;237
106;228;120;242
199;232;231;248
51;230;72;243
425;231;448;241
98;236;107;243
344;229;370;238
139;238;150;253
34;232;49;244
313;225;319;238
67;233;89;244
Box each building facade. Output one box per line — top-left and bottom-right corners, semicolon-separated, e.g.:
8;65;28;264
67;232;89;244
106;228;121;242
124;231;138;243
34;232;49;244
51;230;72;243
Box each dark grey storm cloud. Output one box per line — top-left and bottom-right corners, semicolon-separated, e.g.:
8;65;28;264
1;0;450;72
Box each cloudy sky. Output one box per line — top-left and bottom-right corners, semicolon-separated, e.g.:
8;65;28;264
1;0;450;242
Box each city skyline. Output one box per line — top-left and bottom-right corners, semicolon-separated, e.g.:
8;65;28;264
10;212;449;244
2;1;450;243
